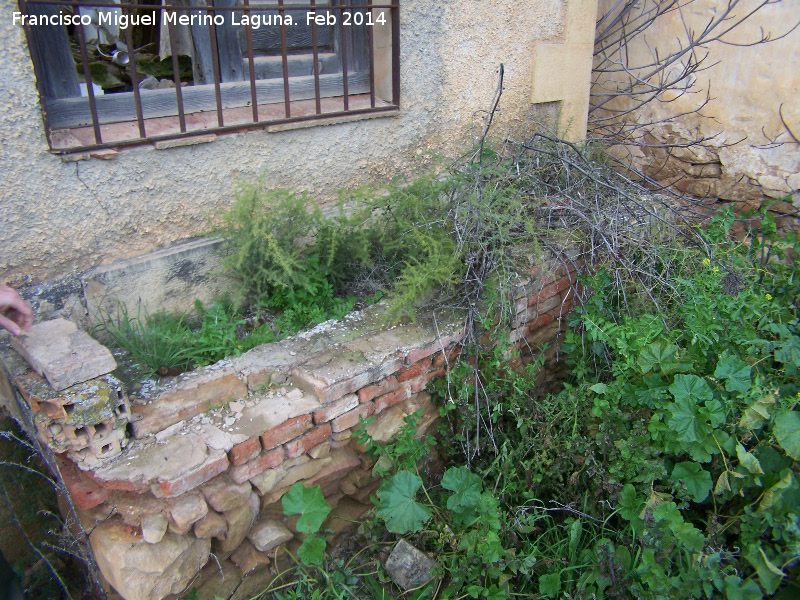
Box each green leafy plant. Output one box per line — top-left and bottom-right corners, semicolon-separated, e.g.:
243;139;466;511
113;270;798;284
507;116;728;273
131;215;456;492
96;303;193;377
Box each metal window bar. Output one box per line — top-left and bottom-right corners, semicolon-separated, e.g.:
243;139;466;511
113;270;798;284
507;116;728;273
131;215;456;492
121;7;147;138
206;4;226;127
243;0;259;122
310;0;321;114
337;0;349;111
18;0;400;152
277;0;291;118
391;0;400;106
73;17;103;143
167;15;187;133
367;0;375;108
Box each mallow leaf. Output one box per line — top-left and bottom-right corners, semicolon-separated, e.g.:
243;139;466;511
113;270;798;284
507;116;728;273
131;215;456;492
376;470;431;533
671;461;712;502
282;483;331;533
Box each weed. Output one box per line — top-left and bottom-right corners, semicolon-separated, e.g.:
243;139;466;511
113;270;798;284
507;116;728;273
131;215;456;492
96;303;193;378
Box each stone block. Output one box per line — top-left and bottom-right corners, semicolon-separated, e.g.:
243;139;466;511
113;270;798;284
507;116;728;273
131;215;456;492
386;539;438;591
141;514;169;544
249;466;288;495
229;447;285;484
90;520;211;600
354;404;407;451
330;437;352;449
198;424;235;453
346;468;373;489
324;497;373;539
260;414;312;450
92;432;229;498
230;539;273;574
248;519;294;553
131;367;247;438
218;492;260;554
526;313;554;333
11;319;117;391
313;394;359;424
525;320;562;348
331;402;375;433
308;441;331;459
265;457;333;501
404;327;466;365
231;338;309;389
349;480;380;504
226;393;319;445
200;473;253;512
285;424;332;458
292;350;404;404
194;510;227;539
308;447;362;497
157;450;229;498
168;491;208;532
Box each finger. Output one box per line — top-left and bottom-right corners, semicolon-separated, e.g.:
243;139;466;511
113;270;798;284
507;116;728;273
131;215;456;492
7;299;33;332
0;314;21;336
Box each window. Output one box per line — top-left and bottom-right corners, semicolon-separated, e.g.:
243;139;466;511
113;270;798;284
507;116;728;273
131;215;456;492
16;0;399;152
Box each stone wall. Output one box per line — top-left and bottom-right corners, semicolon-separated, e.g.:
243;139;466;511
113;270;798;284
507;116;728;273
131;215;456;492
1;257;579;600
591;0;800;222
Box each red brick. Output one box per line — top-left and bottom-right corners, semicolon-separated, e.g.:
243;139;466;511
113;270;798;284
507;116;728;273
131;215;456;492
406;328;466;365
260;414;313;450
527;276;572;307
229;437;262;466
432;346;462;369
292;356;403;404
396;357;433;383
313;394;359;424
374;384;412;414
526;313;554;332
331;403;375;433
228;447;285;484
158;453;230;497
58;457;110;510
285;424;332;458
87;471;150;494
357;376;400;403
409;368;446;393
405;343;440;366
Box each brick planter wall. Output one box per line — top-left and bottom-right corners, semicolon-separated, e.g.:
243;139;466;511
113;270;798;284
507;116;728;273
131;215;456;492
1;257;580;600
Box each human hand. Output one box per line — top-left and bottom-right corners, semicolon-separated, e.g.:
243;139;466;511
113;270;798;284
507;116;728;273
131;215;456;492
0;285;33;336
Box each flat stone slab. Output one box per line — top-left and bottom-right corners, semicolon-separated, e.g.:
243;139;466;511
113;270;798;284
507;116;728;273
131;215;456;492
82;237;231;324
92;432;229;498
11;319;117;391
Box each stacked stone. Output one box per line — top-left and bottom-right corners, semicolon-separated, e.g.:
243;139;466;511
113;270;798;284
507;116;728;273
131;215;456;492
2;256;581;600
